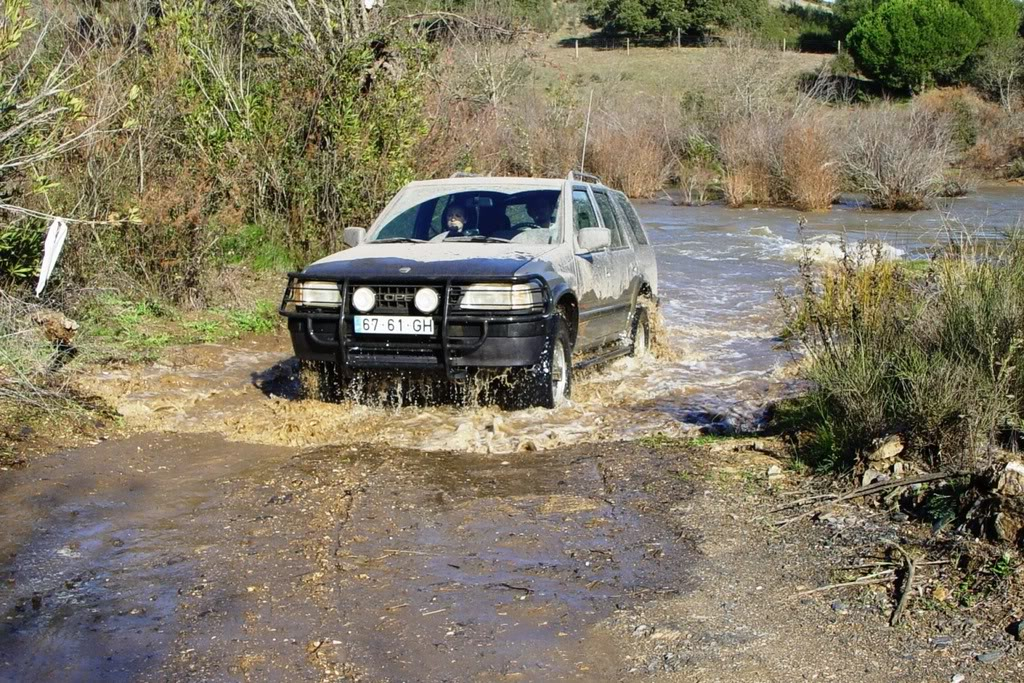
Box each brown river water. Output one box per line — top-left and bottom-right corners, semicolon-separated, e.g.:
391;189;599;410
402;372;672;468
2;185;1023;682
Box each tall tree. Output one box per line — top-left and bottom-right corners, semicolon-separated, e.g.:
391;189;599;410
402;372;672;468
847;0;982;91
583;0;766;38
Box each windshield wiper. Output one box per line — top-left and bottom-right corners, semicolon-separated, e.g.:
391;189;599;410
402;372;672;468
443;235;511;243
371;237;426;243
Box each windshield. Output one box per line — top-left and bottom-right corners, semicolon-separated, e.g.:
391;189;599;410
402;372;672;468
368;187;562;246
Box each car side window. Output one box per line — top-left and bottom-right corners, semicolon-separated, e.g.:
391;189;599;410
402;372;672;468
592;190;627;249
612;192;649;246
572;189;599;231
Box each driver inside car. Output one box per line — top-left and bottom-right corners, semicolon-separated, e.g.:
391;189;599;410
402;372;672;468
443;202;472;234
526;196;556;230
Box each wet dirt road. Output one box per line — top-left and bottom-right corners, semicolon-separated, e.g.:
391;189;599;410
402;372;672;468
0;432;697;682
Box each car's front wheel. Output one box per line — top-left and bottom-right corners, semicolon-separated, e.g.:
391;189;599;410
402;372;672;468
513;313;572;409
301;360;357;402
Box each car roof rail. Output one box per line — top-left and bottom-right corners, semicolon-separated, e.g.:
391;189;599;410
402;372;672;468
569;171;602;185
450;171;482;178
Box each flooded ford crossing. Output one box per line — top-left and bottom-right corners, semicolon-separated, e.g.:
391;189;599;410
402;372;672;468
3;187;1024;682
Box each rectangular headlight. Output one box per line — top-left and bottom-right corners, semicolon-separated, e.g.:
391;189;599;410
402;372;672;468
459;283;543;311
297;280;342;307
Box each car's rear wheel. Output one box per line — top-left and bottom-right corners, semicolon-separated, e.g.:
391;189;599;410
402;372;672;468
513;313;572;409
630;306;651;359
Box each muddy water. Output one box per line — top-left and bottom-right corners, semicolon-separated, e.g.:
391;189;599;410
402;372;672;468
82;184;1024;455
0;436;695;681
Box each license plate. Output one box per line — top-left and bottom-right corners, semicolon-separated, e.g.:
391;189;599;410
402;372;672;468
354;315;435;335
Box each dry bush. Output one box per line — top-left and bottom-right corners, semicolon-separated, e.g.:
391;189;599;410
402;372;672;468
840;104;953;211
498;85;583;178
0;291;72;410
718;115;782;207
782;117;839;211
916;87;1021;172
587;110;670;198
676;163;718;206
706;33;795;121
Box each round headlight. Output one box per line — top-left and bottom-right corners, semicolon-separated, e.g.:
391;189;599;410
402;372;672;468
352;286;376;313
414;287;439;314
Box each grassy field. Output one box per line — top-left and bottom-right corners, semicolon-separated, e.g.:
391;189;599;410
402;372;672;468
533;34;830;98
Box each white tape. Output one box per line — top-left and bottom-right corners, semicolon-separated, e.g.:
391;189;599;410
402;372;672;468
35;218;68;296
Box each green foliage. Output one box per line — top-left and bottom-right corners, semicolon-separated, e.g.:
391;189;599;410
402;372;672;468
218;225;296;271
583;0;768;38
0;223;41;281
832;0;887;39
227;301;278;334
958;0;1022;46
49;0;436;304
848;0;983;91
990;551;1018;578
829;52;858;76
779;237;1024;473
758;5;834;51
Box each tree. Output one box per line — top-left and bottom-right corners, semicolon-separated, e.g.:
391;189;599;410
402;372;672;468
972;34;1024;110
583;0;766;39
957;0;1022;45
832;0;887;39
847;0;983;91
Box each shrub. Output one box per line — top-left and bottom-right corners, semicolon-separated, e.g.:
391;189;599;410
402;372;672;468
781;235;1024;473
1007;156;1024;178
937;168;981;196
782;118;840;211
0;224;42;283
588;111;671;198
970;34;1024;112
829;52;858;77
847;0;982;92
840;104;953;210
718;116;780;206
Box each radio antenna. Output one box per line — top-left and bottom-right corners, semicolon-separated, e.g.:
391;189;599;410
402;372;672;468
580;89;594;173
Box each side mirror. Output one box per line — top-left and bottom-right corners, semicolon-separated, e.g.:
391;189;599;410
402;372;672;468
343;227;366;248
578;227;611;252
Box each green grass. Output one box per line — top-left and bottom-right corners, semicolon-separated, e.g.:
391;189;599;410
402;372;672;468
534;34;827;100
217;224;297;272
81;295;281;358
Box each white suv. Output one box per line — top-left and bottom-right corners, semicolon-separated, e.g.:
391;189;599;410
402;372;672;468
280;172;658;407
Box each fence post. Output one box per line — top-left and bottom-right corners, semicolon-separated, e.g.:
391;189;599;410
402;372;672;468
837;40;842;54
677;28;681;49
627;37;630;55
783;38;786;52
575;39;579;60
